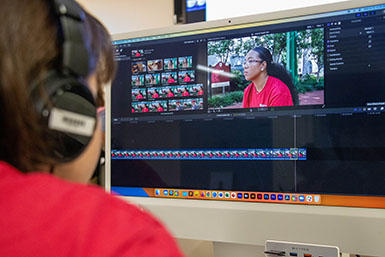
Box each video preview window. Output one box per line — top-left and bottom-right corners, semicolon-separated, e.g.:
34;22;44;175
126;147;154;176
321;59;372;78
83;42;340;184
207;28;324;110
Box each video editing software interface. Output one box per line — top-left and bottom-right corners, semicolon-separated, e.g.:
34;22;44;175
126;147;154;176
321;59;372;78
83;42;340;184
111;3;385;208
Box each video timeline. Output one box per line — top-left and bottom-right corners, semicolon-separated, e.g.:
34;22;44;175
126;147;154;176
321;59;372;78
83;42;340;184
111;148;307;160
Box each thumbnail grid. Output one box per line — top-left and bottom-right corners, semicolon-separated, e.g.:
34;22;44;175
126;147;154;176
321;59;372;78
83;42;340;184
130;53;200;113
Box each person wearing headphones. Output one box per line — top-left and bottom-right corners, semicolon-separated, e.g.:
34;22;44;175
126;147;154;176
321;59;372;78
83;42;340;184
0;0;184;256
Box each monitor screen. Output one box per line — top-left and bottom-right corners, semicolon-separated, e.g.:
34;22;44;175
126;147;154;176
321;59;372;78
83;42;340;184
107;1;385;255
186;0;206;23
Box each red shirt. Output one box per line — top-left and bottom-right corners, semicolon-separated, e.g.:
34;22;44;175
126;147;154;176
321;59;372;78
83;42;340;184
242;76;293;108
0;162;184;257
152;93;159;98
182;91;189;96
168;78;175;83
167;92;174;97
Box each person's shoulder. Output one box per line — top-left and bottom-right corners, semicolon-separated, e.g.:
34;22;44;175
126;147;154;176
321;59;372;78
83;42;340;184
0;162;184;256
0;161;160;235
244;82;254;91
269;75;286;86
269;76;290;93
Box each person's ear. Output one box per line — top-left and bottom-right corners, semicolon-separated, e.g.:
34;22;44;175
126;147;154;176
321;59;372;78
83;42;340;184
261;61;267;71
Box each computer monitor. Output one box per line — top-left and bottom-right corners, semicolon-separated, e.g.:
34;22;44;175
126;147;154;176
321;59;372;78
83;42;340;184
106;1;385;256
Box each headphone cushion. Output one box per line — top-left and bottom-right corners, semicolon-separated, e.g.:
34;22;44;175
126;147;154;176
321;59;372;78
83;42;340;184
35;71;97;162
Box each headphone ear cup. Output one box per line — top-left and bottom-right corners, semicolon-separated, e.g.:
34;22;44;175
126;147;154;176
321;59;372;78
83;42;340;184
34;71;97;162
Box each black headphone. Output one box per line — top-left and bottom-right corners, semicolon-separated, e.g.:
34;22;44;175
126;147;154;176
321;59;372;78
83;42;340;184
32;0;97;163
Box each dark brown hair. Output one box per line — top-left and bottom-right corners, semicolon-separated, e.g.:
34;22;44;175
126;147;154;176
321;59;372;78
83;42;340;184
86;13;117;107
252;46;298;105
0;0;116;172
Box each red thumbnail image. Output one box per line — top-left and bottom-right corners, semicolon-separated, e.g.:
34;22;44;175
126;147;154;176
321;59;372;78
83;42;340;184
149;101;167;112
161;72;177;84
178;70;195;83
148;88;161;99
164;87;176;98
173;85;192;97
131;102;150;113
149;87;168;98
181;86;190;96
132;88;147;101
191;84;204;96
131;49;143;58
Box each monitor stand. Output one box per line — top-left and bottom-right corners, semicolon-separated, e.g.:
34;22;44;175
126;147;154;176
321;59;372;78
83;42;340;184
213;241;353;257
179;240;353;257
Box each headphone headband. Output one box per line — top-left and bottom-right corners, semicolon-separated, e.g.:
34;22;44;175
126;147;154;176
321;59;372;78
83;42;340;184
30;0;98;163
54;0;91;77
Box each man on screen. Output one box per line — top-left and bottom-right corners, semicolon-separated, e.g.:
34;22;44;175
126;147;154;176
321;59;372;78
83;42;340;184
191;100;200;110
176;101;184;111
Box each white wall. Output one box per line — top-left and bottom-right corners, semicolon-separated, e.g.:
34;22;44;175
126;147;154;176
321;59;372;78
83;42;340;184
78;0;351;35
78;0;175;35
206;0;349;21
